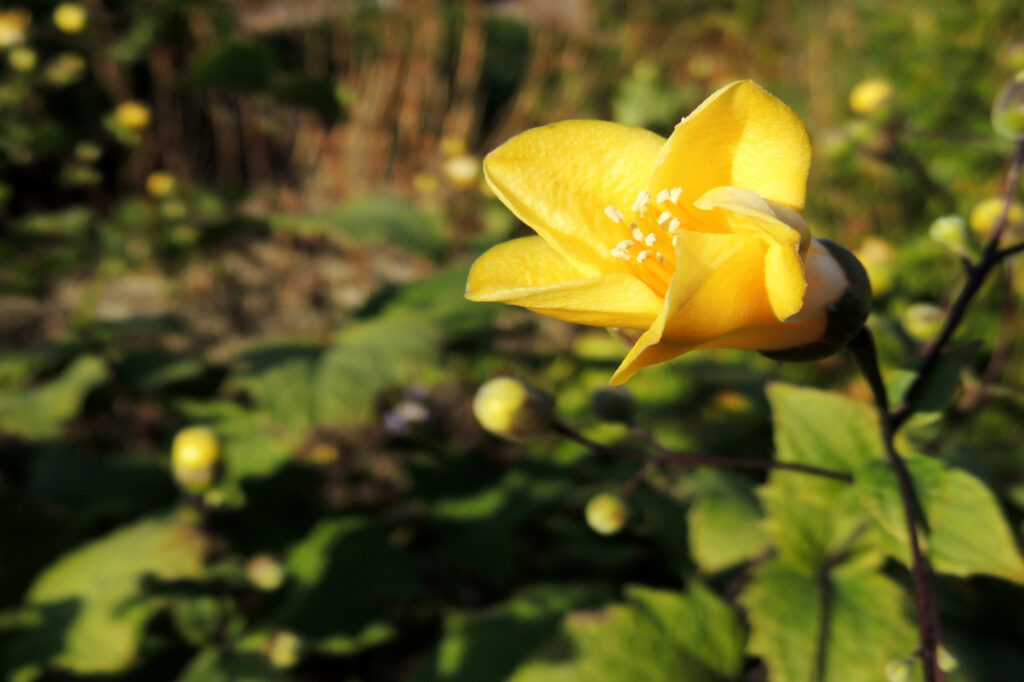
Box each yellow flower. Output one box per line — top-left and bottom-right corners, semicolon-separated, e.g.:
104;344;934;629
0;9;31;48
145;170;176;198
848;77;894;116
467;81;866;385
53;3;88;34
114;100;151;131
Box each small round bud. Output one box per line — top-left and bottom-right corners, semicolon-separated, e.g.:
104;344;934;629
992;70;1024;141
0;10;31;48
8;46;36;72
937;645;958;673
304;441;340;465
902;302;944;341
413;171;440;196
53;3;88;34
472;377;554;440
114;100;152;131
969;196;1024;238
928;214;969;253
43;52;87;87
849;77;895;116
245;553;286;592
443;154;480;189
171;426;221;491
591;387;634;424
145;171;176;198
73;140;102;163
585;493;629;536
266;630;302;669
884;658;912;682
855;236;896;296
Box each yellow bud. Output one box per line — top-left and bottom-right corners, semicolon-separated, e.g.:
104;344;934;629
53;3;87;34
902;302;944;342
937;645;957;673
160;199;188;221
992;70;1024;141
245;553;286;592
171;426;221;491
443;154;480;189
0;10;31;48
849;77;895;116
855;236;896;296
266;630;302;669
305;441;339;465
472;377;553;440
43;52;86;87
114;100;151;131
884;659;912;682
73;140;102;163
145;171;176;198
585;493;629;536
8;46;36;72
969;196;1024;237
412;171;440;196
928;214;969;253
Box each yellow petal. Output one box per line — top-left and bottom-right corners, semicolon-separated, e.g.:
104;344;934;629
484;120;665;276
649;80;811;212
695;186;807;321
466;236;662;329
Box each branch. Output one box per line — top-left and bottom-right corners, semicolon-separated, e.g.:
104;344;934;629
552;421;853;483
891;138;1024;430
848;328;943;682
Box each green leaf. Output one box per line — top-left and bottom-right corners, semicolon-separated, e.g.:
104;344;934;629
759;384;884;570
189;41;277;92
855;455;1024;583
178;648;287;682
380;265;498;338
273;75;341;122
901;341;981;415
687;472;771;574
409;584;611;682
0;355;109;440
5;514;206;674
742;560;917;682
508;583;744;682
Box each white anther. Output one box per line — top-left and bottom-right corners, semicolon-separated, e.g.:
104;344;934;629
668;187;683;204
657;211;672;226
644;233;657;247
655;252;665;263
668;218;681;234
636;249;652;263
671;235;678;246
610;248;631;261
632;190;651;215
631;226;645;241
615;239;635;250
604;205;624;223
656;189;672;204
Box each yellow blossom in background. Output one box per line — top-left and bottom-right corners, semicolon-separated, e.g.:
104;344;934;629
53;3;88;34
412;171;441;196
114;100;152;131
969;196;1024;237
0;9;31;48
467;81;867;384
7;45;35;71
902;302;945;341
585;493;629;535
443;154;480;189
855;236;897;296
43;51;87;86
848;77;894;116
145;170;176;198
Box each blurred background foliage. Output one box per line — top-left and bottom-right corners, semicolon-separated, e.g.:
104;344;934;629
2;0;1024;680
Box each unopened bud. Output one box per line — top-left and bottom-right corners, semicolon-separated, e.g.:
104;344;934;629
969;196;1024;238
585;493;629;536
884;659;912;682
849;77;895;117
8;46;36;72
53;3;88;34
114;101;151;131
928;214;969;253
591;387;634;423
171;426;221;491
855;236;896;296
992;70;1024;141
245;553;286;592
266;630;302;669
146;171;176;198
902;302;944;341
472;377;553;440
937;645;958;673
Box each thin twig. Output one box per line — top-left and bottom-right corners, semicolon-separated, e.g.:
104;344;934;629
552;421;854;483
848;329;943;682
891;138;1024;430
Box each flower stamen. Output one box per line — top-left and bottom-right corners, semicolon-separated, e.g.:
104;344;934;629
604;205;625;223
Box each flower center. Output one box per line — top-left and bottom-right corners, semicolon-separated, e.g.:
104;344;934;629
604;187;684;296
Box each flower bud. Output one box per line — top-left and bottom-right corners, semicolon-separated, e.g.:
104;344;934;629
114;101;151;131
266;630;302;669
937;645;957;673
849;78;895;117
591;387;634;424
53;3;88;34
0;10;31;48
902;302;944;341
992;70;1024;141
760;239;872;361
43;52;86;87
585;493;629;536
969;196;1024;238
245;553;286;592
145;171;176;198
171;426;221;491
8;46;36;72
443;154;480;189
472;377;553;440
855;236;896;296
884;659;912;682
928;214;969;253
